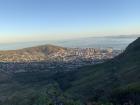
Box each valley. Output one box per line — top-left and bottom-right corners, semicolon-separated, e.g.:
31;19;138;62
0;38;139;105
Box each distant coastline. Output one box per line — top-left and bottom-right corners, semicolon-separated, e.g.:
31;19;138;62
0;35;138;50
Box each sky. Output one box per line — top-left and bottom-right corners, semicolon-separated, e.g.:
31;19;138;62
0;0;140;43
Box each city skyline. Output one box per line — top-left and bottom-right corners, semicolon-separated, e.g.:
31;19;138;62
0;0;140;43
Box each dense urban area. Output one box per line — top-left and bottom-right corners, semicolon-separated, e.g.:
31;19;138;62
0;46;122;72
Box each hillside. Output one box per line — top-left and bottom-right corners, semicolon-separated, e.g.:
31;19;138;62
0;38;139;105
66;37;140;104
0;44;67;62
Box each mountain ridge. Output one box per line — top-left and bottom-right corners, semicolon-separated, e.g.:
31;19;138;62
0;38;139;104
65;37;140;104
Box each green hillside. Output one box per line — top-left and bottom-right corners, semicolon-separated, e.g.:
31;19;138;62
0;38;140;105
66;37;140;104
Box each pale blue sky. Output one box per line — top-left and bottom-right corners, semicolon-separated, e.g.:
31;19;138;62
0;0;140;43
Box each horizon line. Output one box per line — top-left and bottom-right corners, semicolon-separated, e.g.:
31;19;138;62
0;34;139;45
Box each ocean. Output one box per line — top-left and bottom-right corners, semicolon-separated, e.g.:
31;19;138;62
0;36;137;50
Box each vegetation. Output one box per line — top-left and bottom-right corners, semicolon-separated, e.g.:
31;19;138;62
0;38;140;105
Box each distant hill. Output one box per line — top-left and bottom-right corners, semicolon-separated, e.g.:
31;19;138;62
0;44;67;62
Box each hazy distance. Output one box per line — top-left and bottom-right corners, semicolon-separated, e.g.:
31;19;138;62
0;35;138;50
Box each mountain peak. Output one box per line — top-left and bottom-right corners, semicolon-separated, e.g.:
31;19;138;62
21;44;66;53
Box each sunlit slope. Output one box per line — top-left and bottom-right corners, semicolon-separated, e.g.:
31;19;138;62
0;45;66;62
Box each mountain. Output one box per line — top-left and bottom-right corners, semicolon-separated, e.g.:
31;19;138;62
0;38;139;105
0;44;67;62
66;37;140;104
